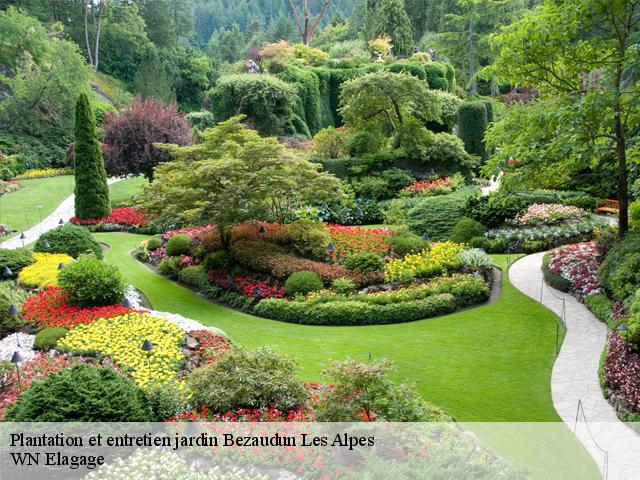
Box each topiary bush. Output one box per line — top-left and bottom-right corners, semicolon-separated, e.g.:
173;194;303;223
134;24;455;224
146;235;163;251
386;232;428;257
189;347;308;412
464;192;530;228
34;224;102;259
6;364;153;421
584;294;614;324
469;236;491;251
165;234;192;257
34;326;67;350
343;252;385;273
57;255;126;307
457;101;488;161
598;232;640;293
450;217;487;243
0;248;34;276
284;270;324;296
0;294;22;338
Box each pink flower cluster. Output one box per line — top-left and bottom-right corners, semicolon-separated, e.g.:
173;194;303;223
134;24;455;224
605;333;640;413
161;225;214;241
548;242;602;296
516;203;586;226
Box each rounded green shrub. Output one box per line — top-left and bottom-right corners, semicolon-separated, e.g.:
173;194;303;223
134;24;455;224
609;253;640;300
469;236;491;251
202;251;233;271
158;258;181;279
165;234;192;257
6;364;153;421
189;347;308;412
387;232;428;257
450;217;487;243
57;255;126;307
284;270;324;296
34;224;103;259
332;278;356;295
0;248;34;275
146;235;163;251
343;252;384;273
178;265;209;289
0;294;23;338
34;327;67;350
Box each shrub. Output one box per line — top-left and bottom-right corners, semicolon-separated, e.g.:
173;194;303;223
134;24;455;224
346;130;381;156
609;253;640;300
146;382;190;422
630;200;640;230
450;218;487;243
312;126;347;158
57;256;126;307
457;101;488;161
6;364;153;421
343;252;384;273
460;248;492;271
158;257;182;279
464;192;529;228
178;265;209;289
0;248;34;275
284;271;324;296
165;233;192;257
332;278;356;295
469;236;491;251
0;294;22;338
33;327;67;350
598;232;640;293
406;190;474;241
189;347;308;412
202;251;233;271
146;235;163;251
386;232;427;257
34;223;102;259
286;220;331;260
585;294;614;324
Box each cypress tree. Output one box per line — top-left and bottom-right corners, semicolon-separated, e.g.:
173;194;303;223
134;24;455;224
73;92;111;219
370;0;414;56
457;101;488;162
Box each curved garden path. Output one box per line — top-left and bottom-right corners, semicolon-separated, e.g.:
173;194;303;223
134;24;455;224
0;178;122;249
510;252;640;480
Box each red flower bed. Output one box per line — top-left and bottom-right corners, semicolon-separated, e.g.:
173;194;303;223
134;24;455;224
20;286;140;329
70;207;148;226
209;269;287;300
166;406;314;422
605;333;640;413
402;177;453;195
326;224;390;260
189;329;233;365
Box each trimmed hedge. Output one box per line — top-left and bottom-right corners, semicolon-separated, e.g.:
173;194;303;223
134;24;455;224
254;293;457;326
584;294;614;324
458;101;488;161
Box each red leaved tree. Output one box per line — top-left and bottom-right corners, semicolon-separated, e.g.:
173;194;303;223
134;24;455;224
102;97;193;182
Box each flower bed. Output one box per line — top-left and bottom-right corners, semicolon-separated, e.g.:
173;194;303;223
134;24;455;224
384;242;464;282
402;177;453;196
0;180;21;195
58;312;185;388
604;333;640;415
326;225;390;261
547;242;601;296
17;253;74;289
70;207;149;228
14;167;73;179
515;203;587;226
20;286;138;329
189;330;232;365
167;405;313;422
209;270;287;300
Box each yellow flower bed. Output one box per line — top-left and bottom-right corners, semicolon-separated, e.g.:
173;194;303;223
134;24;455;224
17;253;73;288
384;242;465;282
58;312;185;388
14;167;73;179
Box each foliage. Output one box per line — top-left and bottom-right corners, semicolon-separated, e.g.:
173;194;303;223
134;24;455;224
59;313;185;388
609;253;640;301
285;220;331;260
178;266;210;290
332;278;356;295
157;258;182;279
165;234;193;257
458;101;488;161
0;248;34;275
584;294;614;324
57;256;126;307
33;326;67;351
17;253;73;289
20;286;135;329
312;126;348;158
450;218;487;243
327;225;390;261
406;189;475;241
102;97;193;182
384;242;464;282
464;192;531;228
73;93;111;219
604;333;639;413
598;233;640;294
34;223;103;259
459;248;492;271
189;347;308;412
186;111;217;133
369;0;414;56
284;270;324;296
0;294;21;338
386;232;428;257
6;364;153;422
344;252;385;273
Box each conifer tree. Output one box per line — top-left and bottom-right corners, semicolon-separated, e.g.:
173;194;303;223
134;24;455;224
369;0;414;56
73;92;111;219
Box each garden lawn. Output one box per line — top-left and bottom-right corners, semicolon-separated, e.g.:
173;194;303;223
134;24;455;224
0;175;74;238
97;232;559;422
109;176;148;208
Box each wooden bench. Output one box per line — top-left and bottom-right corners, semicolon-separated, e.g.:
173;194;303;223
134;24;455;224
596;199;620;214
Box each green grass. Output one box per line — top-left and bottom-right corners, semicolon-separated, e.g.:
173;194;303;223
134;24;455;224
97;232;559;422
109;176;148;208
0;176;75;237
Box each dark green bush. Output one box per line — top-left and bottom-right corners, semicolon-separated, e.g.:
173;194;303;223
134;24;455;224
255;293;457;326
542;254;572;293
346;130;380;156
158;257;181;279
146;235;163;251
387;232;428;257
449;217;487;243
0;294;22;338
343;252;385;273
6;365;153;421
57;256;126;307
0;248;34;275
598;232;640;293
189;347;308;412
609;253;640;300
332;278;356;295
34;224;102;259
284;270;324;296
385;61;427;81
423;62;449;91
286;220;331;260
584;294;613;324
165;234;192;257
457;101;488;161
145;382;190;422
202;251;233;271
34;327;67;350
464;192;530;228
178;265;209;289
379;168;414;192
469;236;491;251
406;189;476;241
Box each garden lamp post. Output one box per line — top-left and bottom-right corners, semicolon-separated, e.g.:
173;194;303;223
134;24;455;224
617;324;630;346
19;232;26;248
8;304;20;347
58;263;65;270
421;233;430;242
10;351;24;391
141;339;153;367
123;298;132;321
183;421;200;479
327;242;336;261
58;218;64;225
259;225;268;234
2;266;12;277
41;239;50;260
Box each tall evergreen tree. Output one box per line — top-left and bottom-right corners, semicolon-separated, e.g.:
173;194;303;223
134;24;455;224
73;92;111;219
369;0;414;56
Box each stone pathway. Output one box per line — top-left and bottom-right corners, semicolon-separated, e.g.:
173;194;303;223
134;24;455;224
0;178;122;249
510;252;640;480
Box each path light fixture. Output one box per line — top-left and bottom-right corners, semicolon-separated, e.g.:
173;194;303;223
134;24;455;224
122;298;132;321
2;266;12;277
19;232;26;248
57;263;65;270
421;233;430;242
327;242;336;253
617;324;630;345
8;304;19;316
259;225;268;234
355;208;363;217
141;339;153;367
58;218;64;225
10;351;24;391
41;240;50;249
